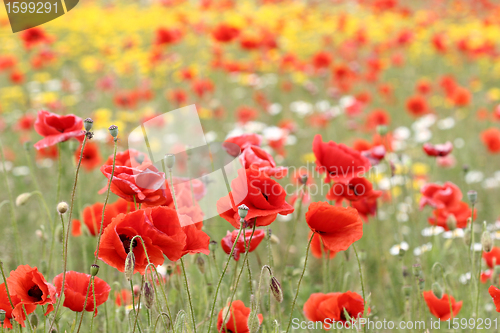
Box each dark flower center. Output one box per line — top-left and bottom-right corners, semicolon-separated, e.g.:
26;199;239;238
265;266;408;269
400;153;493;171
28;285;43;301
340;307;348;321
119;234;138;254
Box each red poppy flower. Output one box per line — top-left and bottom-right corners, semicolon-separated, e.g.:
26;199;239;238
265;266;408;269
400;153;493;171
217;166;294;228
310;232;336;259
352;196;379;222
223;134;262;157
154;27;182;46
71;219;82;237
428;201;476;230
98;208;187;274
100;165;169;206
361;145;386;166
416;79;432;94
221;229;265;261
451;86;471;107
365;109;390;130
15;114;35;131
53;271;110;314
327;177;382;203
423;291;462;321
212;23;240;43
217;300;263;333
423;142;453;157
20;27;51;49
236;106;258;124
419;182;462;209
191;78;214;98
114;289;132;307
305;202;363;253
79;199;137;236
406;95;429;117
313;135;371;182
33;110;85;150
75;141;102;171
304;291;367;324
104;149;151;168
311;51;332;69
483;247;500;268
0;283;25;329
489;285;500;312
481;128;500;153
239;146;287;179
6;265;56;321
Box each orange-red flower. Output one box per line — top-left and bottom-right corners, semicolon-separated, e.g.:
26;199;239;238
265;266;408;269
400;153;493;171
428;201;475;230
305;202;363;253
75;141;102;171
0;283;25;329
114;289;132;307
406;95;429;117
6;265;56;322
304;291;367;324
53;271;110;314
217;166;294;228
224;134;262;156
310;232;336;259
313;135;371;182
212;23;240;43
217;300;262;333
423;142;453;157
419;182;462;209
326;177;381;203
481;128;500;153
34;110;85;150
78;199;136;236
352;196;379;222
483;247;500;268
221;229;265;261
239;146;287;179
489;285;500;312
423;291;462;321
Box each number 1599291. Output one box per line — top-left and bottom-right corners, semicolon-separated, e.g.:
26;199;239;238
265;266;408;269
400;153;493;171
5;2;58;14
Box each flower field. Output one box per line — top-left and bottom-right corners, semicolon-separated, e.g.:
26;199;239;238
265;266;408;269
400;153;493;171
1;0;500;332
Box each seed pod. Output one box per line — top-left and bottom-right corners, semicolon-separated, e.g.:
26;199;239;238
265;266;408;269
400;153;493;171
16;193;32;206
432;282;443;299
90;264;99;277
467;190;477;205
270;277;283;303
0;309;6;322
165;154;175;169
143;281;155;309
84;118;93;132
377;125;388;136
124;252;135;281
482;231;493;253
446;214;457;231
238;204;249;219
108;125;119;138
299;174;308;185
412;264;422;277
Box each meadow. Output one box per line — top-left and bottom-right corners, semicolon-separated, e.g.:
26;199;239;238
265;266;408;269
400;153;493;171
1;0;500;332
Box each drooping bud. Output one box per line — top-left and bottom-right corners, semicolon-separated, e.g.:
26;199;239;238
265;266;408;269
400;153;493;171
464;228;472;247
108;125;119;138
248;311;261;333
16;192;32;206
432;282;443;299
446;214;457;231
196;255;205;274
238;204;249;219
165;154;175;169
467;190;478;205
90;264;99;277
0;309;6;322
143;281;155;309
270;276;283;303
124;252;135;281
482;231;493;253
57;201;69;214
84;118;93;132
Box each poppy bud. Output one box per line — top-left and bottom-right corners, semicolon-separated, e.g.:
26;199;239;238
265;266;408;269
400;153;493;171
15;192;32;206
196;256;205;274
143;281;155;309
464;228;472;246
124;252;135;281
248;311;261;333
84;118;93;132
270;276;283;303
432;282;443;299
0;309;5;322
221;306;230;324
432;262;442;281
299;174;308;185
377;125;388;136
412;264;422;277
209;240;218;252
482;231;493;253
90;264;99;277
418;278;425;291
467;190;477;205
165;154;175;169
446;214;457;231
270;234;280;245
238;204;249;219
57;201;69;214
402;285;412;298
108;125;119;138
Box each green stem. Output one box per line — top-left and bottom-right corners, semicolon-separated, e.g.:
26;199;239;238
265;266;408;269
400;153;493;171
353;244;367;333
285;232;314;333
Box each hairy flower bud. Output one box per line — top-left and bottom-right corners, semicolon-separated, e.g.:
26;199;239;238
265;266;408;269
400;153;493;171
124;252;135;281
446;214;457;231
270;277;283;303
143;281;155;309
248;311;261;333
432;282;443;299
16;192;32;206
57;201;69;214
418;278;425;291
482;231;493;253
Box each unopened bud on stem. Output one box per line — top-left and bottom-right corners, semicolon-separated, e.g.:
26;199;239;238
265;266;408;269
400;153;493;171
57;202;69;214
124;252;135;281
84;118;93;132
